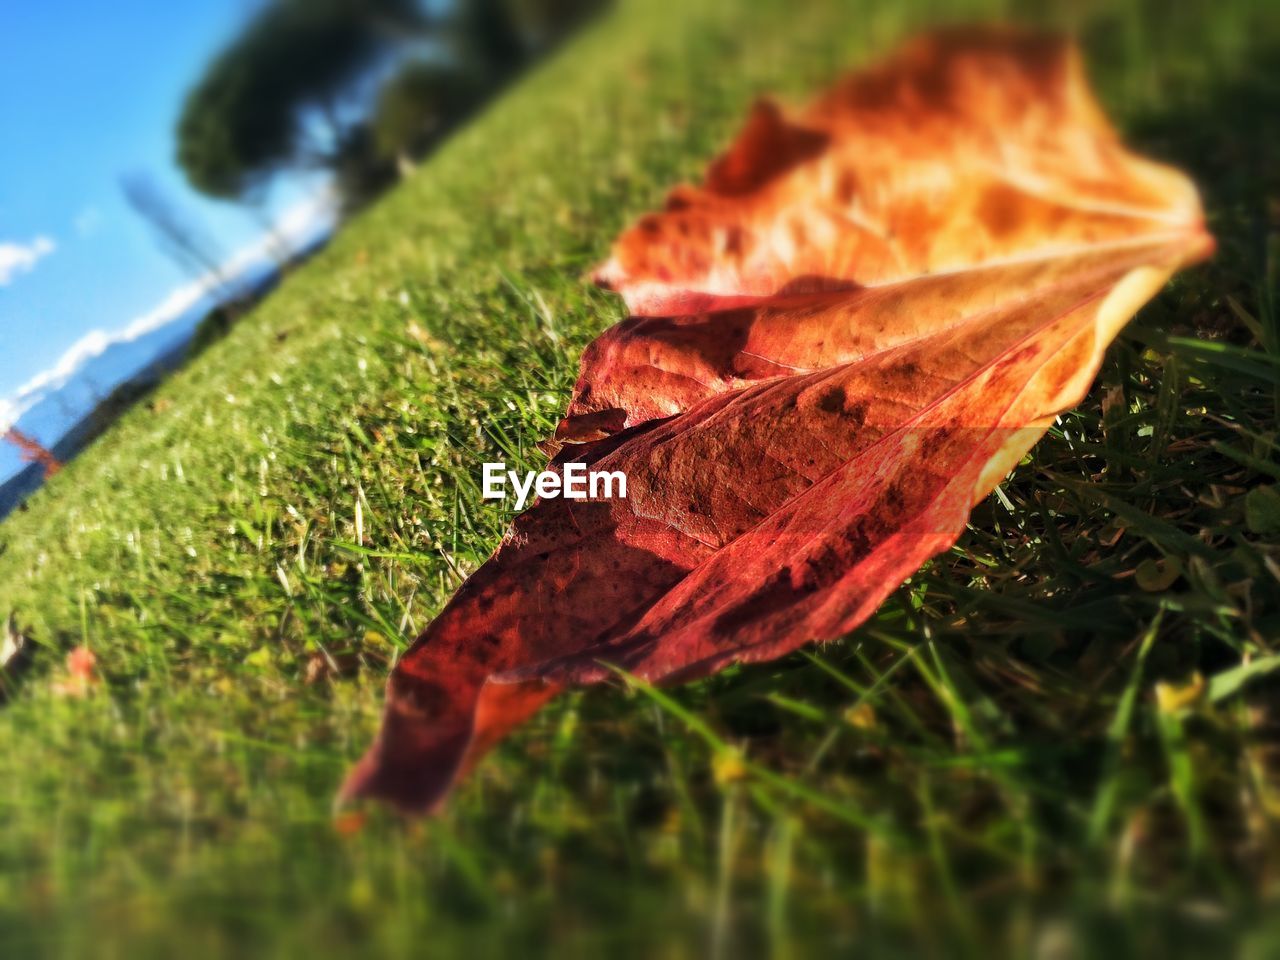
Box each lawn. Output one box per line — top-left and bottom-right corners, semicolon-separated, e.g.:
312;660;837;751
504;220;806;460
2;0;1279;956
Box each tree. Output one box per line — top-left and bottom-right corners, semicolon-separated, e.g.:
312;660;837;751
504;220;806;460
453;0;607;78
372;61;484;173
176;0;424;201
176;0;608;210
370;0;608;174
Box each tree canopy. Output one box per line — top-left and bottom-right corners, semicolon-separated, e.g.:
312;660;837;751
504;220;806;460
176;0;606;206
372;61;484;163
176;0;422;200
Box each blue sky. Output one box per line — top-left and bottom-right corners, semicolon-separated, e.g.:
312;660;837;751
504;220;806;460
0;0;333;413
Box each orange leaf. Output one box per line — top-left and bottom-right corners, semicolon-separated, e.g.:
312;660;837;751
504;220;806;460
333;809;368;837
342;28;1210;814
52;646;98;698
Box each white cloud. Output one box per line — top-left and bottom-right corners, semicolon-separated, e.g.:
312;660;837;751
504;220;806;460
0;190;336;436
0;235;56;286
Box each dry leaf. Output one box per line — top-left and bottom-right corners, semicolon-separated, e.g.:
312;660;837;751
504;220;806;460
343;28;1211;814
333;809;368;837
593;28;1203;318
52;646;99;698
562;27;1208;439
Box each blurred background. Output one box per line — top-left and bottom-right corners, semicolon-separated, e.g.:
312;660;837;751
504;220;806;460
1;0;605;515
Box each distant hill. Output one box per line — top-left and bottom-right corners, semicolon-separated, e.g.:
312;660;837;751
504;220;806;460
0;238;325;520
0;323;193;518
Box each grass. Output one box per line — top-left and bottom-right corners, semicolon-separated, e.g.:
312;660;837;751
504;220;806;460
1;0;1279;955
